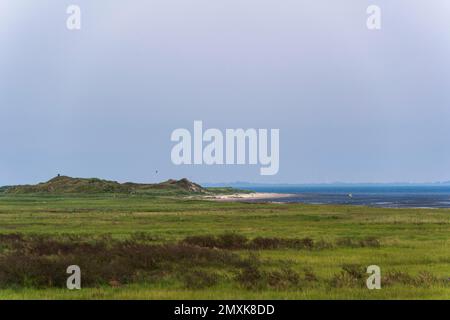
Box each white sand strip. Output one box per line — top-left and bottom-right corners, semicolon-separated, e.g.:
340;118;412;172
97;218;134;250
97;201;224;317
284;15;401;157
205;192;296;202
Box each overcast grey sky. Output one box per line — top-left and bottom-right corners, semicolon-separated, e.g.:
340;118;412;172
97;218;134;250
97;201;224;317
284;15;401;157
1;1;450;185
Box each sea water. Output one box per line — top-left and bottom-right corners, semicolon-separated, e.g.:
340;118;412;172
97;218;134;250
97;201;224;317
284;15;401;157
235;185;450;208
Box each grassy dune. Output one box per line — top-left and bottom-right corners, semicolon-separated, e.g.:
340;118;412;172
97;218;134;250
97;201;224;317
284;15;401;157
0;194;448;299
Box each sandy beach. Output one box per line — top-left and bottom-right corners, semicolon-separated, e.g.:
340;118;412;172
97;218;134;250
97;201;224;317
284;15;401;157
206;192;296;202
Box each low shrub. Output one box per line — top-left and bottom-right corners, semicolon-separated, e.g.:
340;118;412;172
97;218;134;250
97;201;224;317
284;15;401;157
330;264;366;288
183;234;333;250
183;270;219;289
0;236;242;288
235;264;264;290
335;237;380;248
384;270;445;287
266;267;301;290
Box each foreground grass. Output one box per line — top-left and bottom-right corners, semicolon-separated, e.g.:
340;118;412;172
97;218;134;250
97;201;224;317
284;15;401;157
0;194;449;299
2;285;449;300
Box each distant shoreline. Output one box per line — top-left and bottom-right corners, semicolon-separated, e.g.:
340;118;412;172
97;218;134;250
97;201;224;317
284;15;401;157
204;186;450;208
205;192;296;202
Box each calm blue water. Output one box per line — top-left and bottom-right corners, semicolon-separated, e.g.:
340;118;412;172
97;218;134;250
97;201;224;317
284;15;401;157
237;185;450;208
